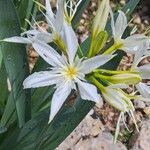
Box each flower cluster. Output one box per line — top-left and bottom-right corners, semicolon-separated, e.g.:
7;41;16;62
3;0;150;142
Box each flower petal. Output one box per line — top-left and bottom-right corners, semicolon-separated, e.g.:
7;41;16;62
103;88;128;111
77;79;103;104
115;11;127;39
32;40;65;67
136;82;150;98
138;64;150;79
45;0;54;20
80;54;115;74
110;7;115;37
21;30;40;36
54;0;64;32
35;32;53;43
23;71;61;89
3;36;31;44
124;34;149;53
63;23;78;64
49;82;72;123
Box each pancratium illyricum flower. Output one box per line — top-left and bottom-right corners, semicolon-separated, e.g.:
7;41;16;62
3;0;80;53
131;43;150;101
104;9;150;54
23;23;114;123
88;65;142;143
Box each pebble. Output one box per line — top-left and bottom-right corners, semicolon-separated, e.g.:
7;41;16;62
134;101;146;109
129;119;150;150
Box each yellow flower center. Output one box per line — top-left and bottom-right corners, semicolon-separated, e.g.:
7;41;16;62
66;66;77;79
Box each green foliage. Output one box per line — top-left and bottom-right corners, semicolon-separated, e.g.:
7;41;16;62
0;0;31;127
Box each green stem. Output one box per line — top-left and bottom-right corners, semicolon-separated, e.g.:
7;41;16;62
93;72;109;80
77;45;84;58
93;69;139;75
103;44;116;54
88;76;105;92
87;40;94;58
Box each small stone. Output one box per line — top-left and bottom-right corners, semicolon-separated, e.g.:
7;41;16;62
129;119;150;150
133;16;141;24
29;51;39;58
57;114;103;150
134;101;145;109
74;132;127;150
80;19;85;25
120;0;126;5
144;107;150;115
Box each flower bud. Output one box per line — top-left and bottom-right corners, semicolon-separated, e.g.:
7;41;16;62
92;0;110;38
110;73;141;85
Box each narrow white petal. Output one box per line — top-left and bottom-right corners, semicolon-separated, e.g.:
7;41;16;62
54;0;64;32
63;23;78;64
21;30;40;36
35;32;53;43
23;71;61;89
115;11;127;39
109;7;115;37
136;82;150;98
103;88;127;111
32;40;65;67
22;29;52;43
77;80;103;104
49;82;72;123
138;64;150;79
3;36;31;44
45;0;54;19
80;54;115;74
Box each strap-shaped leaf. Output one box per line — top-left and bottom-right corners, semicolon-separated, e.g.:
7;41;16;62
17;0;37;29
0;51;2;69
0;62;9;116
0;92;16;128
72;0;90;28
0;0;31;127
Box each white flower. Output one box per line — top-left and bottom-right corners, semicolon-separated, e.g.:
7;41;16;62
110;10;149;54
23;24;114;123
3;0;64;45
131;44;150;99
102;85;134;112
136;82;150;99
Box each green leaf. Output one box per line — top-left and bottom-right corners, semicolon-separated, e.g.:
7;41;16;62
0;0;31;127
31;86;55;114
0;63;9;115
17;0;37;29
0;50;2;68
0;92;16;128
122;0;140;15
0;98;94;150
72;0;90;29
